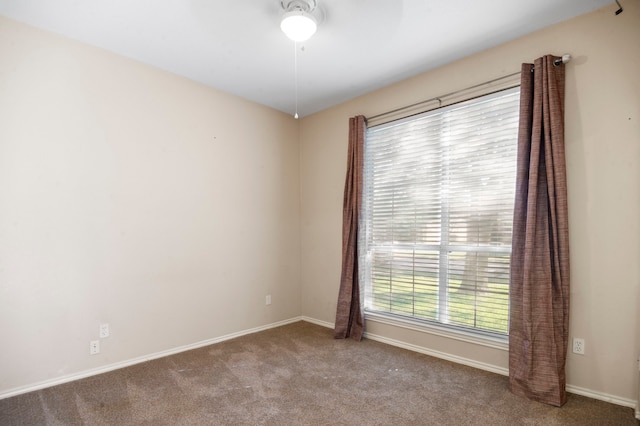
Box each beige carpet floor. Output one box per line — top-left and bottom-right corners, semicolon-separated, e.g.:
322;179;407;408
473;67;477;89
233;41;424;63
0;321;637;425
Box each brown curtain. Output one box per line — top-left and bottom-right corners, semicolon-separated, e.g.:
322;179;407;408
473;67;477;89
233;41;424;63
334;115;366;341
509;55;570;407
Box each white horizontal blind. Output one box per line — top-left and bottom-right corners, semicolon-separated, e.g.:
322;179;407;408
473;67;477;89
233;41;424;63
361;87;520;336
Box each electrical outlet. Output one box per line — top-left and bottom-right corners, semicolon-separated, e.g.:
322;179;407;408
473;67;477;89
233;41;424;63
572;338;585;355
99;323;110;338
266;294;272;305
90;340;100;355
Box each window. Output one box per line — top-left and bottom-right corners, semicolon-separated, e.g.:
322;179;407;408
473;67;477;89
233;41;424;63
361;87;519;337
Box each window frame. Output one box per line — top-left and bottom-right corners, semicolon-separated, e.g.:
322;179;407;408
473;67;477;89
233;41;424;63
360;85;521;344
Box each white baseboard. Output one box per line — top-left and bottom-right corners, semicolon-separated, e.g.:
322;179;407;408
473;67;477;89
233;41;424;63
565;384;637;410
301;316;638;411
363;329;638;411
364;330;510;377
0;316;304;400
300;316;334;329
4;315;636;414
301;316;508;376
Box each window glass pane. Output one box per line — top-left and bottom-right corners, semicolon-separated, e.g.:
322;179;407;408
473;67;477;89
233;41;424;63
413;250;439;319
446;251;510;334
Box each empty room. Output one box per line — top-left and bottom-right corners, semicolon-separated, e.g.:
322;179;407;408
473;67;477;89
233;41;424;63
1;0;639;424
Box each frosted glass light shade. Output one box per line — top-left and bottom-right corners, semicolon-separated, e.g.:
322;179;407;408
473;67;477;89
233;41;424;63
280;11;317;42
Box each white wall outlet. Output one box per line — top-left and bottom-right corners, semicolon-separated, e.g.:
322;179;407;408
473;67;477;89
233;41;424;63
266;294;272;305
572;337;585;355
90;340;100;355
99;323;110;338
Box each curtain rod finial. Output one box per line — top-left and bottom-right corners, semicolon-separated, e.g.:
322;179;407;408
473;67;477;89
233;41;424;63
553;54;571;67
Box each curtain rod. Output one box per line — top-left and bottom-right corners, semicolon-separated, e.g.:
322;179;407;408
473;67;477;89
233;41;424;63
367;54;571;123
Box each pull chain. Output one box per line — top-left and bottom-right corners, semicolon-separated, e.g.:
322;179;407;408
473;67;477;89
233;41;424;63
294;41;299;119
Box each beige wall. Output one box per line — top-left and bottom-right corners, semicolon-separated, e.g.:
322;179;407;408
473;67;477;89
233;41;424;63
300;2;640;404
0;17;301;394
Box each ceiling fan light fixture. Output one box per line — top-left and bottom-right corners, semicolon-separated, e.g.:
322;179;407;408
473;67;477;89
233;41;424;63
280;10;317;42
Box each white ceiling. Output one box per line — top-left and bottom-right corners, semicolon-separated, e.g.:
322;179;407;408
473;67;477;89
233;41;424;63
0;0;613;117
